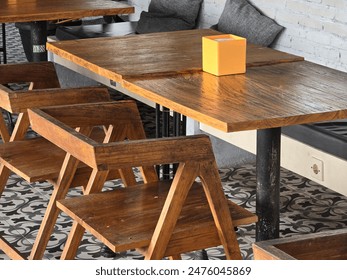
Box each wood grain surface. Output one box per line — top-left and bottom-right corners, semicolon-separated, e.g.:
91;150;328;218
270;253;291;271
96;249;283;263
47;29;303;83
0;62;60;89
253;228;347;260
123;61;347;132
58;180;257;256
0;0;134;23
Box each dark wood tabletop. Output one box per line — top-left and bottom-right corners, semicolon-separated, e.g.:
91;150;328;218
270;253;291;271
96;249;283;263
123;61;347;132
47;29;303;83
0;0;134;23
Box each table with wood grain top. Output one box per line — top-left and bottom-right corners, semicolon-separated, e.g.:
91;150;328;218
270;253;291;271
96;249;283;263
47;29;303;83
46;29;347;242
122;60;347;242
0;0;134;61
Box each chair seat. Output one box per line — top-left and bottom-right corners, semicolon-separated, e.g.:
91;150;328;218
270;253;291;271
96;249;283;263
0;127;107;183
57;180;257;256
0;137;65;182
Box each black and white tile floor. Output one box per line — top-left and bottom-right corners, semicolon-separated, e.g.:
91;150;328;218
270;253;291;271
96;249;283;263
1;23;347;260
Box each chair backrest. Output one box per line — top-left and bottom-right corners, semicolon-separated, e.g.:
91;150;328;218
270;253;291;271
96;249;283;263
0;61;60;89
29;100;215;168
28;101;158;184
0;61;60;142
0;62;111;142
0;85;111;114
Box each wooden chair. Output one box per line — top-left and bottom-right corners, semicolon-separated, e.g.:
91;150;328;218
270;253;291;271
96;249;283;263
28;102;258;260
0;62;113;259
0;100;148;260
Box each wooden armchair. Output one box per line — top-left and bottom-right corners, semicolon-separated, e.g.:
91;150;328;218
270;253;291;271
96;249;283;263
0;62;110;197
0;62;115;259
0;61;110;201
28;102;257;260
0;98;152;260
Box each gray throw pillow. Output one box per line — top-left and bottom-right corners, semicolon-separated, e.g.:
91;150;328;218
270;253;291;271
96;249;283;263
136;0;203;34
136;13;194;34
217;0;284;46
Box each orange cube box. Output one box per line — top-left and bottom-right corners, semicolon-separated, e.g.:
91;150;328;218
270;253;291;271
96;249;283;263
202;34;246;76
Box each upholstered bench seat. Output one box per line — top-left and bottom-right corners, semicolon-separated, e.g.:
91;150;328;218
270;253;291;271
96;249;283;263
282;120;347;160
55;21;138;40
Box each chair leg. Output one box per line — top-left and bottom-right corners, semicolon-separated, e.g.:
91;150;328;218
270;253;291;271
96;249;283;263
0;165;11;197
0;236;25;260
29;126;94;259
145;162;199;260
29;153;81;259
60;221;86;260
61;169;109;259
168;254;181;260
118;167;137;187
9;113;30;141
199;161;242;260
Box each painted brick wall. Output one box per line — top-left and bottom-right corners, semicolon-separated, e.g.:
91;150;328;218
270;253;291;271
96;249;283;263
253;0;347;72
128;0;347;72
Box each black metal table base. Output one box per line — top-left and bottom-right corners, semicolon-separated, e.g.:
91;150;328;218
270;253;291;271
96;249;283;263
0;24;15;132
30;21;48;62
155;105;186;180
256;127;281;241
1;23;7;64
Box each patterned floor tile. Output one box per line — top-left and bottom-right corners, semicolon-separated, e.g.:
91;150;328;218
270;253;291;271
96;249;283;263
1;164;347;260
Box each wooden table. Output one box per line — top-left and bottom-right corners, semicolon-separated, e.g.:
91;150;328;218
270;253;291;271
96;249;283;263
46;29;347;242
0;0;134;61
47;29;303;83
123;61;347;242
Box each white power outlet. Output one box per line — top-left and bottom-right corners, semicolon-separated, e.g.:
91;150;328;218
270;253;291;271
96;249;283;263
309;157;324;181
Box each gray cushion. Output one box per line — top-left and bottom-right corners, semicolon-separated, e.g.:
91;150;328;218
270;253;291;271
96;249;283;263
283;120;347;161
136;0;202;34
136;13;194;34
217;0;284;46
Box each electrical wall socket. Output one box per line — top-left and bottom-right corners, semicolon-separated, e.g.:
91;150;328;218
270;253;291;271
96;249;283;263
309;157;324;181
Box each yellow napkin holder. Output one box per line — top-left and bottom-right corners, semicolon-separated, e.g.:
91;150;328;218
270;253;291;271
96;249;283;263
202;34;246;76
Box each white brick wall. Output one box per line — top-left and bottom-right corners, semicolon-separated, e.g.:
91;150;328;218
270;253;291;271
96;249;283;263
267;0;347;72
129;0;347;72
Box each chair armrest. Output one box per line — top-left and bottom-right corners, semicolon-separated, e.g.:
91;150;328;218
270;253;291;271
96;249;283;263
28;102;215;170
95;135;215;169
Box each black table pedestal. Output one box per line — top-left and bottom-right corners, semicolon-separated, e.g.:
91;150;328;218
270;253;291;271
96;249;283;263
30;21;48;62
256;127;281;241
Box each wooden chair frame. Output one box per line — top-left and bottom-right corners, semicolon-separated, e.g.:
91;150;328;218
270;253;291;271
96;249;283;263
0;61;61;142
0;62;112;259
0;100;151;259
28;103;257;260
